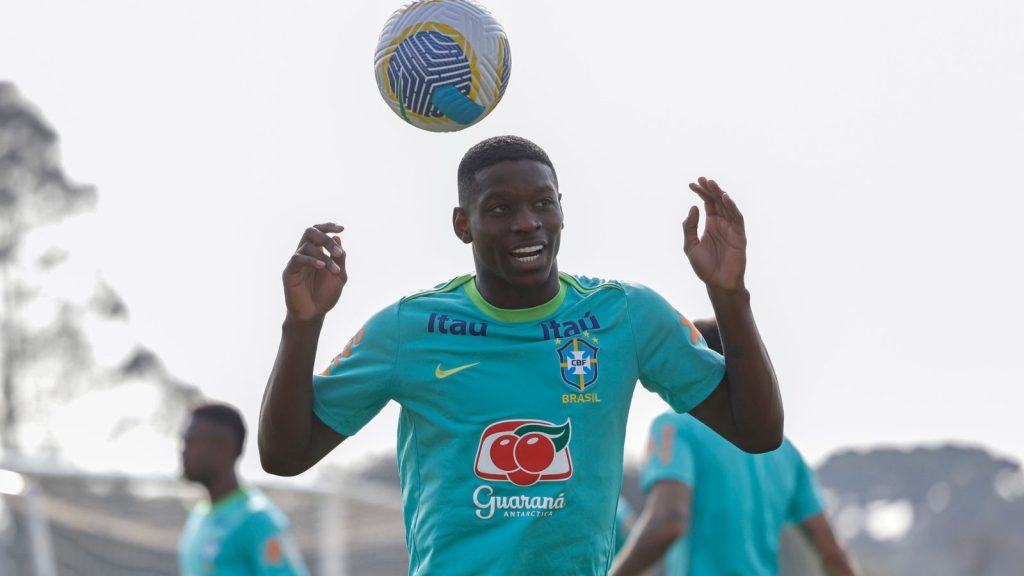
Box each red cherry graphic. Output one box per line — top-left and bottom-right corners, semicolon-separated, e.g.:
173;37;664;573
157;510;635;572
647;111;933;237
507;468;541;486
514;433;556;474
489;433;519;472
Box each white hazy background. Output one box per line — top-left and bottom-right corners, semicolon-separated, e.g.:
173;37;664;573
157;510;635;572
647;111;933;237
2;0;1021;479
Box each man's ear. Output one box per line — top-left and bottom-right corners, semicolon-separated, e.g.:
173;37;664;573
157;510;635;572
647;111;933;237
558;193;565;229
453;207;473;244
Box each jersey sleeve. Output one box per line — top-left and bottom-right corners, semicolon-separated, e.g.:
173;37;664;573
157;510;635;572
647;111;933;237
786;445;826;524
242;511;309;576
640;413;696;492
624;283;725;414
312;302;400;437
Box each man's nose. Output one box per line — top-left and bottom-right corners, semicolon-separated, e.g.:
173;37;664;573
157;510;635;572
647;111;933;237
510;208;541;232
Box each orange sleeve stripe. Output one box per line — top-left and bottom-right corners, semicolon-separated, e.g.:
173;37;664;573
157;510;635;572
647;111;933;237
340;326;366;358
678;316;701;345
264;538;283;565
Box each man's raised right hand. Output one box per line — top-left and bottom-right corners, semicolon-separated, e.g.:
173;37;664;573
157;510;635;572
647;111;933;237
283;223;347;322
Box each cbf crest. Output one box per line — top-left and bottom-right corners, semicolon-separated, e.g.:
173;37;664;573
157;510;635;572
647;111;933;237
557;338;599;391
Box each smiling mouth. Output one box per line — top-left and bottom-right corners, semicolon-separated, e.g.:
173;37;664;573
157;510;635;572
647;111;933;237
510;244;544;263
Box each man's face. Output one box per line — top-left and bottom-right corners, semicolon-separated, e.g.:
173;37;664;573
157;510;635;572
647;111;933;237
181;417;235;484
454;159;563;295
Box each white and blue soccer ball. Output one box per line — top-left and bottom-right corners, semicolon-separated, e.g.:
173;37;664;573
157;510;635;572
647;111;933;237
374;0;511;132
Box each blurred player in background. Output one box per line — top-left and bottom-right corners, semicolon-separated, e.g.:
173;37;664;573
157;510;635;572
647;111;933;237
610;319;856;576
179;403;308;576
259;135;784;574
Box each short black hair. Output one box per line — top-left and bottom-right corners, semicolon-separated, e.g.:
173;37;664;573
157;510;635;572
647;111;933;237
457;135;558;208
693;318;722;355
191;403;246;457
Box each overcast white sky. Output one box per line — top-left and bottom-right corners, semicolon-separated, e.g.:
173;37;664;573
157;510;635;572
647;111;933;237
2;0;1022;480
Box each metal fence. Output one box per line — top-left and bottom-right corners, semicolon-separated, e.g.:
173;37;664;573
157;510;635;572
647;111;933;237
0;463;409;576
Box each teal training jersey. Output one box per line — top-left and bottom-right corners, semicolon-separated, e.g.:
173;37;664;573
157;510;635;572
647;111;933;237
178;488;308;576
641;413;825;576
313;273;725;576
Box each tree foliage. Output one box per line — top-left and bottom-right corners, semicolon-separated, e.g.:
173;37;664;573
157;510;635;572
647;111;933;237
0;82;200;467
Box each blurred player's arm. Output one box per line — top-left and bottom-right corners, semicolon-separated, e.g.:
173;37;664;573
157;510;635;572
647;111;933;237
259;224;347;476
681;177;783;453
609;481;691;576
799;513;857;576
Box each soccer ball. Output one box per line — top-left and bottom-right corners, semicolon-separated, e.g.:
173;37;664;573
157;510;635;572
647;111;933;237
374;0;511;132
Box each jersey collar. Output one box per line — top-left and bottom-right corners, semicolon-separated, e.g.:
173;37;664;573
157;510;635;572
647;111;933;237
464;276;567;323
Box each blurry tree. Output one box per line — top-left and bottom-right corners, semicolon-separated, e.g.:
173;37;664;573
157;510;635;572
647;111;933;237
0;81;200;467
818;445;1024;575
0;81;95;453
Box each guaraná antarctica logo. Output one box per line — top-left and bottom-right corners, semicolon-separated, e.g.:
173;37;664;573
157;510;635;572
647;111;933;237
473;418;572;520
474;419;573;486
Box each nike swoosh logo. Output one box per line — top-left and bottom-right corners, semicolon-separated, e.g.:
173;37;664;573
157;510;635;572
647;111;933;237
435;362;480;379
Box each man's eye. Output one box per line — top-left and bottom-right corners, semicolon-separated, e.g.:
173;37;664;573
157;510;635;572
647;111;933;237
489;205;509;214
536;198;555;207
